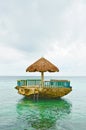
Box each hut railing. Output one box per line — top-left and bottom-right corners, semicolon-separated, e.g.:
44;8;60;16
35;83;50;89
17;79;71;88
44;80;70;88
17;79;41;87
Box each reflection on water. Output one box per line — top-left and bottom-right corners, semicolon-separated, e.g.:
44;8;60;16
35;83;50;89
16;98;72;130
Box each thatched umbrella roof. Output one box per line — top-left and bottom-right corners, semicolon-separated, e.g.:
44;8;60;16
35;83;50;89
26;57;59;72
26;57;59;87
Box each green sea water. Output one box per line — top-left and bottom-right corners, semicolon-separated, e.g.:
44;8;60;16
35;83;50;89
0;76;86;130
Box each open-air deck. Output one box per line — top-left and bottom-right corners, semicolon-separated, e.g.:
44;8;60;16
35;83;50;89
16;79;72;98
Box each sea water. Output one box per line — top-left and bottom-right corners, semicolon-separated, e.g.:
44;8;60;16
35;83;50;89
0;76;86;130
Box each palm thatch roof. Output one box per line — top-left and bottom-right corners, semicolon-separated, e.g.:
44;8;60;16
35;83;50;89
26;57;59;72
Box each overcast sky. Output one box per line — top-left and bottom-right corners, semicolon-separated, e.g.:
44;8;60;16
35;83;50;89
0;0;86;76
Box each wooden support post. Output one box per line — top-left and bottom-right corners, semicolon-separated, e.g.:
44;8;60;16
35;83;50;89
41;72;44;87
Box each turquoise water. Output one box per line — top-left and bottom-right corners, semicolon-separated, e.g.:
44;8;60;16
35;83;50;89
0;76;86;130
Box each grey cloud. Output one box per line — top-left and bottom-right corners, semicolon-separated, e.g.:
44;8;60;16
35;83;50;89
0;0;74;50
0;0;86;65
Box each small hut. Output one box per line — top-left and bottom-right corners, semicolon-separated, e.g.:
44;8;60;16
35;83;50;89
15;57;72;99
26;57;59;87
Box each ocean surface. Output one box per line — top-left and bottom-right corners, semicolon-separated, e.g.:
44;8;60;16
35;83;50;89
0;76;86;130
